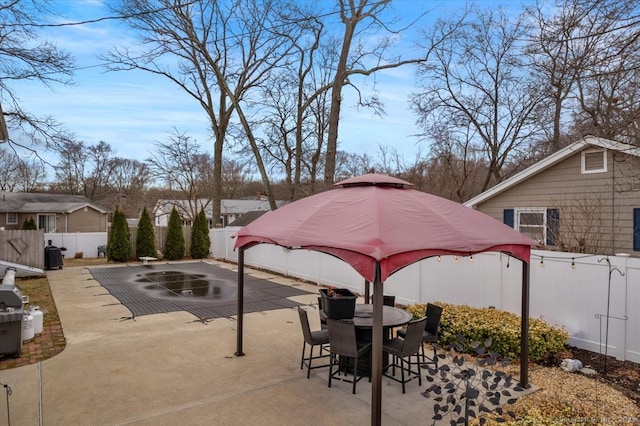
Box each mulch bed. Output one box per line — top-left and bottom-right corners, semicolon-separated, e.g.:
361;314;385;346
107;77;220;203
539;345;640;408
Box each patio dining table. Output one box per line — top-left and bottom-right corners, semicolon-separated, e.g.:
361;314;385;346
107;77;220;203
319;304;412;333
322;304;412;375
350;304;412;330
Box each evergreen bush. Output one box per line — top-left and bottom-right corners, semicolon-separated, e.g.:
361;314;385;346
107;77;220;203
406;302;569;362
136;207;156;258
164;206;185;261
107;208;131;262
190;207;210;259
22;217;37;230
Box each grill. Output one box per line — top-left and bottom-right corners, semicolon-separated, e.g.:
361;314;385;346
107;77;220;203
0;268;24;358
44;244;64;270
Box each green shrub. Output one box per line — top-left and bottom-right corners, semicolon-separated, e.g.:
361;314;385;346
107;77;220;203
22;217;37;230
190;207;210;259
406;302;569;362
107;208;131;262
164;206;185;261
136;207;156;258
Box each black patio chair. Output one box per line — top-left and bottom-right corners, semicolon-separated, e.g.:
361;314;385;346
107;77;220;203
397;303;443;368
383;317;427;393
371;294;396;306
326;319;372;394
317;296;327;329
297;307;331;379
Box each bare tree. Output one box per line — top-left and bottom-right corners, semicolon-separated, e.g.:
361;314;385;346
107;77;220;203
0;149;46;192
322;0;431;188
525;0;640;151
54;139;87;195
549;195;605;253
334;150;376;181
108;157;151;217
411;7;547;192
419;125;487;202
53;139;121;200
0;149;20;191
146;131;212;223
221;158;251;199
106;0;307;224
84;141;116;201
0;0;75;155
14;157;48;192
257;22;335;200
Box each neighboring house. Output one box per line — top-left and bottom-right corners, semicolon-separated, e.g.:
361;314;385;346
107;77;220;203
0;192;110;232
153;197;288;228
464;135;640;256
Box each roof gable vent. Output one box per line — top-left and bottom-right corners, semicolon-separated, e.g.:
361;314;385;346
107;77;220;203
581;149;607;174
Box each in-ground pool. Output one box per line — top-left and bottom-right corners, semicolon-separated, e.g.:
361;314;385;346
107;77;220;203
136;270;236;299
89;262;309;320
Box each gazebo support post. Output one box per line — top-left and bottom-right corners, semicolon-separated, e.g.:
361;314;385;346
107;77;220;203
520;260;529;386
235;248;245;357
371;264;383;426
364;279;370;304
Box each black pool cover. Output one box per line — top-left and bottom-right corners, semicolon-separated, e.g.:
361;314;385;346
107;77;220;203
89;262;310;321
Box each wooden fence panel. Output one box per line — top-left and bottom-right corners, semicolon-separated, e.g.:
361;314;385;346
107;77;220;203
0;229;45;270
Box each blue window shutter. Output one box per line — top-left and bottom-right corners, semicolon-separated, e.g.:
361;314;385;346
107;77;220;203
503;209;514;228
634;208;640;251
547;208;559;246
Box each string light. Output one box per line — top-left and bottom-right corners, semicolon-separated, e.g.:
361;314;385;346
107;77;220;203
437;256;441;262
454;256;459;263
540;256;544;267
571;258;575;269
469;255;474;262
506;257;510;268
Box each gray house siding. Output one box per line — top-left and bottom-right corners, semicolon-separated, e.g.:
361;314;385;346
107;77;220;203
63;208;109;232
474;147;640;256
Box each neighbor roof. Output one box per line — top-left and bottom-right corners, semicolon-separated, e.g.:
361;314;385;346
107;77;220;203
0;192;110;214
227;210;268;227
155;198;289;216
464;135;640;209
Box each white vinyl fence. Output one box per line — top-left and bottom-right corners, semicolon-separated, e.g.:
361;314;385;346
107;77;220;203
45;232;108;258
43;228;639;363
212;226;640;363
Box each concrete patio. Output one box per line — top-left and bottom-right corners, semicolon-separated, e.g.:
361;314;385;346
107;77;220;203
0;260;531;425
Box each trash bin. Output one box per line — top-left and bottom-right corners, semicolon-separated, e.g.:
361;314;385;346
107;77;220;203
44;244;64;270
0;268;24;358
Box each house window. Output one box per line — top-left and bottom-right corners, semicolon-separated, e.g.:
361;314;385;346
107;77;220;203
516;208;546;244
504;208;559;246
581;149;607;174
38;214;57;233
6;212;18;225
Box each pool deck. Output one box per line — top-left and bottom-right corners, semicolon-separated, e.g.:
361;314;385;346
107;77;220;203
0;259;532;426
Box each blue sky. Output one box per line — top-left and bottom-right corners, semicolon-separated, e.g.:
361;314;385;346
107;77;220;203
11;0;526;164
